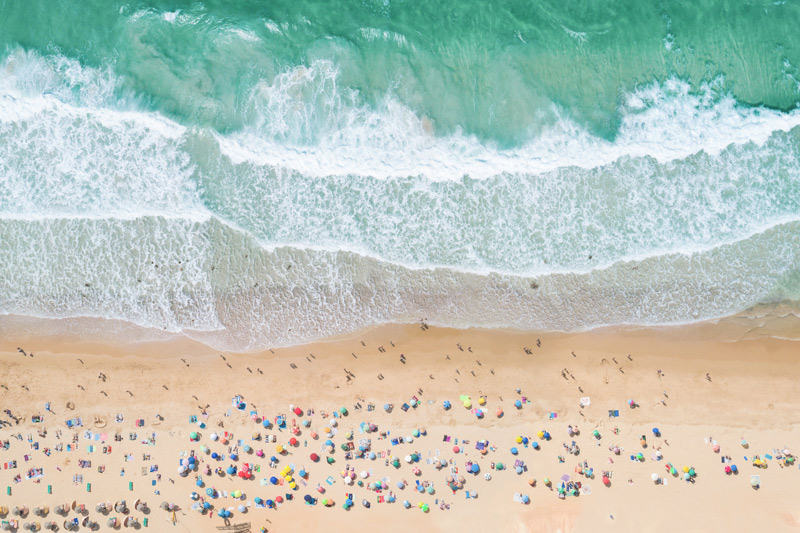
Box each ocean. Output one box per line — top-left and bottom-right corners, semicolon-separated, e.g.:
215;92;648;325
1;0;799;350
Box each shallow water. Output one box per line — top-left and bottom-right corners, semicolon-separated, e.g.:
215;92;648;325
1;1;799;349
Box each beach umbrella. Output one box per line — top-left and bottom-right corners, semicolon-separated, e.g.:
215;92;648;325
275;444;284;453
369;452;376;460
403;500;411;508
689;468;696;477
515;436;523;444
413;429;420;438
421;504;429;512
392;459;401;468
478;397;486;405
226;466;236;475
537;431;544;439
651;473;659;482
592;430;600;438
531;442;539;450
713;444;720;453
360;470;369;478
290;437;298;446
684;473;691;481
496;408;503;417
463;399;471;408
397;481;405;489
340;407;348;415
521;495;530;504
511;447;518;455
237;505;246;513
107;518;117;528
514;400;522;409
750;475;760;488
470;463;479;473
190;431;198;441
602;476;610;486
293;407;303;416
210;433;218;441
443;401;451;410
475;410;483;419
653;428;660;436
682;466;690;473
416;485;424;493
496;462;504;470
731;465;738;473
515;466;523;474
230;453;238;461
725;466;732;474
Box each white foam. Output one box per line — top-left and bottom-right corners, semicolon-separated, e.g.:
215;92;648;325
226;63;800;181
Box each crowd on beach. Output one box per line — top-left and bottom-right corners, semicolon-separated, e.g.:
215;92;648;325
1;381;796;531
2;331;799;532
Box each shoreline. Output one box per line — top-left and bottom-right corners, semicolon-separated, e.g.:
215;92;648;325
2;298;799;356
1;318;799;531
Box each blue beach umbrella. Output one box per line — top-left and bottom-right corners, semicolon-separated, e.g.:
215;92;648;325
511;447;518;455
532;442;539;449
270;476;278;485
514;400;522;408
521;495;530;504
522;437;529;445
226;466;236;475
470;463;480;474
443;401;451;410
515;466;523;474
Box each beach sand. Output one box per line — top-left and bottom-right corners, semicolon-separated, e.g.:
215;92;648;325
1;319;799;532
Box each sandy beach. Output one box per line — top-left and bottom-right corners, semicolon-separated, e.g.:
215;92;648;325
0;318;799;532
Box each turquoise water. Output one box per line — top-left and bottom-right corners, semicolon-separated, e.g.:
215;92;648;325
1;1;799;349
